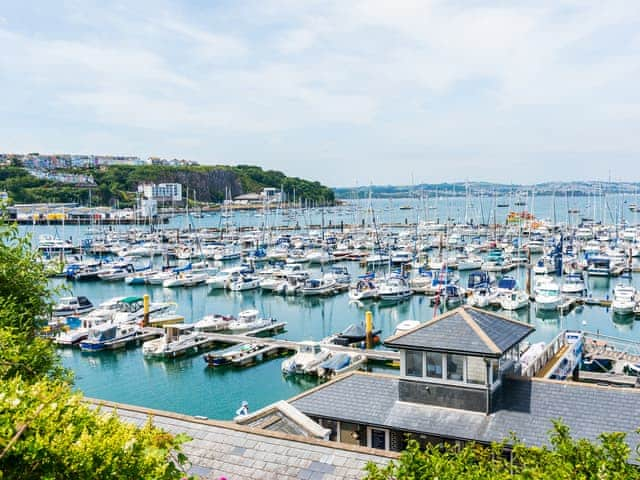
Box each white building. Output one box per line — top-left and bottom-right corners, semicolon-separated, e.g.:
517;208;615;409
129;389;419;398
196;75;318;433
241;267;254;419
262;187;282;203
138;183;182;202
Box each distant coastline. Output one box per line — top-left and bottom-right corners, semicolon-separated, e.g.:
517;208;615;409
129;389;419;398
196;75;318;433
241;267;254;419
334;181;640;199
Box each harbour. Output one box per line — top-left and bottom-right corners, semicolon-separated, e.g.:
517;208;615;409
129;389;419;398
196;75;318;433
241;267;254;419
30;194;640;422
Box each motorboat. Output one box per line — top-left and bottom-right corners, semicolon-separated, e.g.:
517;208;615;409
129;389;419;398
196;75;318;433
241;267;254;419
499;290;529;311
301;277;337;296
192;313;235;332
112;296;173;324
324;266;351;285
467;286;494;308
281;341;331;375
442;284;465;306
52;296;94;317
532;257;555;275
457;254;483;271
229;274;260;291
317;353;366;378
306;250;335;264
328;323;381;346
535;281;562;311
206;266;252;290
142;325;209;358
79;323;140;352
390;250;413;264
378;276;412;302
226;309;276;332
611;284;637;315
162;272;208;288
203;343;267;367
393;320;420;336
560;273;586;295
348;277;378;301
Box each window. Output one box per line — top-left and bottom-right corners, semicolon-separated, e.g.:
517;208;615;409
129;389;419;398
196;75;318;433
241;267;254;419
447;354;464;381
405;350;423;377
426;352;443;379
466;356;486;385
491;359;500;384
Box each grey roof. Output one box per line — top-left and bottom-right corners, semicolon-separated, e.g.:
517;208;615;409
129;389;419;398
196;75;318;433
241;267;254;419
89;398;391;480
384;306;534;357
291;373;640;449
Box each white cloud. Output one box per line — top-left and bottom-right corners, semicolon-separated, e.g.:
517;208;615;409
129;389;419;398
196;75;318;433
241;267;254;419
1;1;640;183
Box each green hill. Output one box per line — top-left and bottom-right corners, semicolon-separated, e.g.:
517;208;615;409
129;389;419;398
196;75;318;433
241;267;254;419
0;165;334;206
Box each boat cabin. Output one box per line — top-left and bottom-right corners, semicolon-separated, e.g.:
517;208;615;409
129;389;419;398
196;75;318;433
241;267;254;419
117;296;144;313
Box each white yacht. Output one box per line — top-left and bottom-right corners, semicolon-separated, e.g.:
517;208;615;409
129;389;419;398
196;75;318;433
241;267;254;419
393;320;420;336
348;278;378;301
378;276;412;302
162;272;208;288
229;274;260;291
457;254;483;271
535;281;563;311
52;296;94;317
612;284;637;315
301;277;337;296
499;291;529;311
560;274;586;295
207;266;250;290
281;341;331;375
226;309;275;332
142;325;209;358
192;313;234;332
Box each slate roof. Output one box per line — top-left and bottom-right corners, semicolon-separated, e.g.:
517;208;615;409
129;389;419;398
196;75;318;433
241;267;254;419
291;373;640;449
89;398;392;480
384;305;534;357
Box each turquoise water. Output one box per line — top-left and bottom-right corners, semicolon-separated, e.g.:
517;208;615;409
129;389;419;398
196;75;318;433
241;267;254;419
52;261;640;420
22;195;640;419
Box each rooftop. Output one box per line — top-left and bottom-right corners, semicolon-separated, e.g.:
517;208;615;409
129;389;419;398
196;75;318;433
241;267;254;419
291;372;640;449
89;398;393;480
384;305;534;357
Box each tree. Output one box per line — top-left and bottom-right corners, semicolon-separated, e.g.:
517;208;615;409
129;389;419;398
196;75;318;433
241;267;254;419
0;220;193;479
363;421;639;480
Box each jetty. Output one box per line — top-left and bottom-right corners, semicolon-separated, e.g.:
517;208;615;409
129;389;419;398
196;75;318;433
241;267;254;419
201;331;400;363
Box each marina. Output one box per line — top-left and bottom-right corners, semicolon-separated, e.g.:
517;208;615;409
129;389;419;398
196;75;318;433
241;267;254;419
31;195;640;420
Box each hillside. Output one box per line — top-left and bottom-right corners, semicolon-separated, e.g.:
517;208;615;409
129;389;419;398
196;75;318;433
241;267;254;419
0;165;335;206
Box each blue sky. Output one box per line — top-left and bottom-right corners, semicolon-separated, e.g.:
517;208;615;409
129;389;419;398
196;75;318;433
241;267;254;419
1;1;640;186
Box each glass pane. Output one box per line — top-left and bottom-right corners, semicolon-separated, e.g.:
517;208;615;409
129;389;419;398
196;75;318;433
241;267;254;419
405;350;423;377
426;352;443;378
370;429;387;450
467;356;486;385
491;360;499;384
447;354;464;381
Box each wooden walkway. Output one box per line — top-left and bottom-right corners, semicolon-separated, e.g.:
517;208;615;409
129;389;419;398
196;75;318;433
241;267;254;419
203;331;400;362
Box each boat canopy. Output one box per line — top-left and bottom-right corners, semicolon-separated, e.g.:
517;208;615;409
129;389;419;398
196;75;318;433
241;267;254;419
497;277;517;290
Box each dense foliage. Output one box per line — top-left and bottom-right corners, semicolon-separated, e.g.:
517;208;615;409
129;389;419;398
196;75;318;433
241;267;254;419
0;221;192;479
364;421;639;480
0;164;335;206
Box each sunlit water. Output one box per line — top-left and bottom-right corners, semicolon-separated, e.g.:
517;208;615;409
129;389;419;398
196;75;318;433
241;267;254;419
20;195;640;419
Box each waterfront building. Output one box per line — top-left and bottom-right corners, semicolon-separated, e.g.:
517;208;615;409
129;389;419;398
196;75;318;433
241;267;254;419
290;306;640;452
138;183;183;202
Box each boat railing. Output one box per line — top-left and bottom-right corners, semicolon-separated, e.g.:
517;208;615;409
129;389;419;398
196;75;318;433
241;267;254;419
521;330;569;378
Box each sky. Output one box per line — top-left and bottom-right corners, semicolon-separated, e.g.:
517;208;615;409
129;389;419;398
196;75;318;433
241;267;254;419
1;1;640;187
